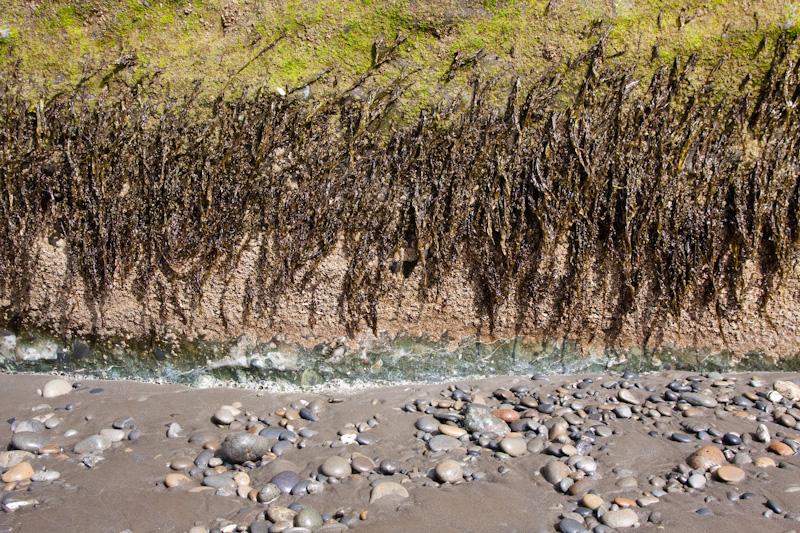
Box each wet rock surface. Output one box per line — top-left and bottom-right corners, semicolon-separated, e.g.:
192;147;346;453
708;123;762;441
0;372;799;532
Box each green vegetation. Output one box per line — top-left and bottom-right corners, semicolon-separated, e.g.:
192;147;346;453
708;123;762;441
0;0;795;105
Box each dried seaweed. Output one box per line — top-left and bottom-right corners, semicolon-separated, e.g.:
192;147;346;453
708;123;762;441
0;33;798;342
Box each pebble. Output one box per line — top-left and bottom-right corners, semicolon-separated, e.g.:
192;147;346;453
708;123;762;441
0;451;35;469
100;428;125;442
428;434;462;452
756;424;771;443
30;470;60;482
435;459;463;483
1;462;34;482
715;465;746;483
687;446;726;471
320;456;351;478
42;379;73;398
464;405;510;436
415;415;439;433
558;518;589;533
601;508;639;528
165;473;192;488
73;435;112;454
257;483;281;503
219;433;272;463
774;380;800;402
492;409;520;422
769;442;794;456
203;475;237;489
618;390;640;405
542;461;571;484
10;432;49;453
439;424;467;439
271;471;301;493
754;456;776;468
499;437;527;457
687;473;706;489
681;392;718;408
295;508;323;529
213;408;236;425
582;493;604;510
370;481;409;503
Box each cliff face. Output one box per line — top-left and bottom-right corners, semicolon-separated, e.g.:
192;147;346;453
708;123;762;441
17;235;800;359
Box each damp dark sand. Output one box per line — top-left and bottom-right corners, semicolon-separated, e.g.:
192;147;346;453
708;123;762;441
1;372;800;533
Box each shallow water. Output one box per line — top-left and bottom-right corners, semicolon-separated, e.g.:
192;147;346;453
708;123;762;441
1;330;798;390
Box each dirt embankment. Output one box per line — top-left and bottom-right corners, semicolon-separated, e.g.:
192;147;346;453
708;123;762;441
12;234;800;359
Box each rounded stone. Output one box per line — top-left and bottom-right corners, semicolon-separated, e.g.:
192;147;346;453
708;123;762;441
0;451;35;469
1;462;34;482
350;455;375;473
270;471;301;494
558;518;588;533
582;493;604;510
202;475;237;488
681;392;718;408
73;434;112;454
99;428;125;442
601;508;639;528
369;481;409;503
754;456;776;468
165;473;192;488
499;437;527;457
618;389;640;405
464;405;510;436
768;442;794;456
542;460;571;485
687;446;726;471
10;432;49;453
320;456;351;478
219;433;272;464
415;415;439;433
428;434;462;452
492;409;520;422
435;459;463;483
687;473;706;489
438;424;467;439
42;379;73;398
715;466;745;483
291;508;322;529
213;409;235;425
258;483;281;503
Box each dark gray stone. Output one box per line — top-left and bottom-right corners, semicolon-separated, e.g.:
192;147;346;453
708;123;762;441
219;433;272;463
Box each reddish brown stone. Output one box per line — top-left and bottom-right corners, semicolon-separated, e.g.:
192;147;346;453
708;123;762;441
492;409;520;422
687;446;726;471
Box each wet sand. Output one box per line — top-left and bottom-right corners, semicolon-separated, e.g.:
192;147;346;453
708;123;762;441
0;372;799;533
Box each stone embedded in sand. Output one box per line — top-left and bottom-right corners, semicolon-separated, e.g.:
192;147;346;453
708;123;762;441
542;460;571;485
100;428;125;442
42;379;72;398
582;493;604;510
715;466;745;483
438;424;467;439
428;434;462;452
687;446;726;471
774;380;800;402
499;437;527;457
618;389;640;405
350;455;375;473
464;405;510;436
756;424;770;443
320;456;351;478
213;408;236;425
602;508;639;528
0;451;35;469
165;473;191;488
492;408;520;422
768;442;794;456
203;475;237;489
267;506;296;523
257;483;281;503
1;462;34;482
370;481;409;503
270;471;301;493
295;508;323;529
73;435;112;454
681;392;718;408
754;456;777;468
435;459;463;483
219;433;272;464
10;432;49;453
